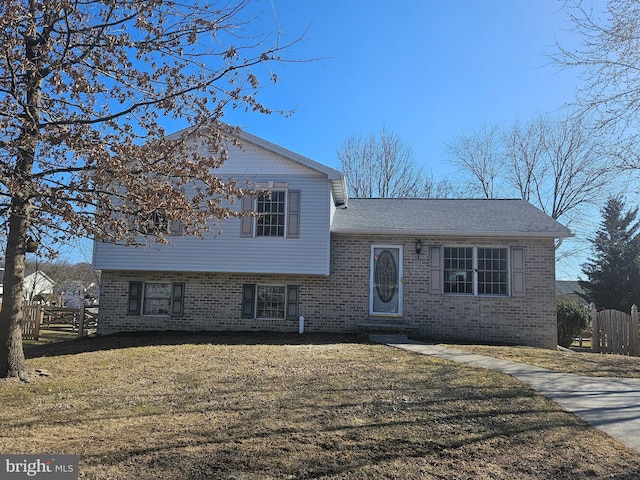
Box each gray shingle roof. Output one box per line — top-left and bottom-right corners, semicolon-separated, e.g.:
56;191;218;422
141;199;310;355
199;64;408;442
331;198;573;238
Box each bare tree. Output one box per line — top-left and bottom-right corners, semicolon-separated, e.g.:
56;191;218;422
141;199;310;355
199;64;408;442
552;0;640;168
447;113;614;272
447;114;612;223
337;128;423;198
445;124;502;198
501;117;546;204
423;175;457;199
503;114;612;223
0;0;300;379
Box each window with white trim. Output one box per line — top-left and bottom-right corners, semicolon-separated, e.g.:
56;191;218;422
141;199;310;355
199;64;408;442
443;247;509;296
477;247;508;295
241;284;299;320
240;189;300;239
128;281;184;316
256;191;286;237
135;211;183;236
257;285;286;318
444;247;473;294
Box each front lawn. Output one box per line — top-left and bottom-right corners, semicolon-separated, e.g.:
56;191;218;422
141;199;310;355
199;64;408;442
1;333;639;479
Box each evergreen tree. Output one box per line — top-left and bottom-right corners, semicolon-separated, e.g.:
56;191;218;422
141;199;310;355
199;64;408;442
580;197;640;311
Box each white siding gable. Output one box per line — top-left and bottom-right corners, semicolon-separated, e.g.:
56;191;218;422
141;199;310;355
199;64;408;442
213;140;322;177
93;134;336;275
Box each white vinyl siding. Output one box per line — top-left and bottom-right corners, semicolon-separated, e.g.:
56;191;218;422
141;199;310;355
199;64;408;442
94;175;332;275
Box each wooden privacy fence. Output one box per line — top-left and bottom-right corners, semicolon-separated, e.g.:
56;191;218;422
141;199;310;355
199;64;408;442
590;303;640;356
20;303;98;341
23;303;44;341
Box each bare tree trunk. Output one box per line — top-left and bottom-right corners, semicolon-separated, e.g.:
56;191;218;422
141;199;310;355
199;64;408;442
0;0;40;379
0;207;30;379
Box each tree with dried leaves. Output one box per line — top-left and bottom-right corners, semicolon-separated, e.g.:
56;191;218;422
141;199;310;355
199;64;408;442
553;0;640;168
0;0;298;379
337;128;424;198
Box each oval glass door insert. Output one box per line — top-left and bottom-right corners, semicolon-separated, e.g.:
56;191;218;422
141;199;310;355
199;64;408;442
375;249;398;303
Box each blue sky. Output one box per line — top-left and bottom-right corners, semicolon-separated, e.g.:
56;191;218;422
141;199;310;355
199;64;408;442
223;0;588;279
68;0;590;277
224;0;581;178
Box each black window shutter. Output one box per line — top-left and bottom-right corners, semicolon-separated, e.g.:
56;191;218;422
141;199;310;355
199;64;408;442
171;282;185;316
286;285;299;320
241;284;256;319
128;281;143;315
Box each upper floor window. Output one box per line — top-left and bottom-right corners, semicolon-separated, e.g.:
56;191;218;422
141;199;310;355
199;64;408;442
135;211;183;237
256;191;286;237
240;189;300;239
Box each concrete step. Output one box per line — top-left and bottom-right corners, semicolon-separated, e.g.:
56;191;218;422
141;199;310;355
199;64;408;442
369;333;410;344
356;322;418;339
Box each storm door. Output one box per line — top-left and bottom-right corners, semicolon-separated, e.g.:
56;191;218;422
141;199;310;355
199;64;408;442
370;246;403;315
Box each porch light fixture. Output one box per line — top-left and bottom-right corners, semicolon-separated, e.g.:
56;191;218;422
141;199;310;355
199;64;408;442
415;239;422;257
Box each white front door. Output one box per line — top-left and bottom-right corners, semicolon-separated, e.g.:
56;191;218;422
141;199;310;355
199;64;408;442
370;245;403;315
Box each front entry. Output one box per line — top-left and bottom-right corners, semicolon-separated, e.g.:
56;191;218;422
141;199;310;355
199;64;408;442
370;245;403;315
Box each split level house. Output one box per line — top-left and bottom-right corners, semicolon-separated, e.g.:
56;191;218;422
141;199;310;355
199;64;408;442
93;129;573;349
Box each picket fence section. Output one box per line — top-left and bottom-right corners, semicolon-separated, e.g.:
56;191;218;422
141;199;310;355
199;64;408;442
590;303;640;357
23;303;44;341
18;303;98;340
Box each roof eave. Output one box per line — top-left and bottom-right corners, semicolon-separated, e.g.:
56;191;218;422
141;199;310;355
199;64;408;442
237;130;344;180
330;228;574;239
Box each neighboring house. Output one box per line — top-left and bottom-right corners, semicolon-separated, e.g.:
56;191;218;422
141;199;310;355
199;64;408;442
23;270;56;302
0;268;56;303
93;129;573;349
557;280;587;305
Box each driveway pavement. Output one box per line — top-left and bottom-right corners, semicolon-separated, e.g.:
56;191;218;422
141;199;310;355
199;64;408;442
370;334;640;454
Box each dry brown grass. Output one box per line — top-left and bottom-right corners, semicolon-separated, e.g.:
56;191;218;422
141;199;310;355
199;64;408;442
444;344;640;378
0;332;639;479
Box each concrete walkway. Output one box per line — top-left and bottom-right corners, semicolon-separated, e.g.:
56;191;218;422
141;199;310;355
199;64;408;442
370;334;640;454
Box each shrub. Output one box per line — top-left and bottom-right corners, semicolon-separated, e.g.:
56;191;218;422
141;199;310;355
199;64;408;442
557;299;590;348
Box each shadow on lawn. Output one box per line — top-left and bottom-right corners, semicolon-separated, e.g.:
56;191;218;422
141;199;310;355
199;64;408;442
24;331;364;359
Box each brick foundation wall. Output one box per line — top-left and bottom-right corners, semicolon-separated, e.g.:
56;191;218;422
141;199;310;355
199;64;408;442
98;234;558;349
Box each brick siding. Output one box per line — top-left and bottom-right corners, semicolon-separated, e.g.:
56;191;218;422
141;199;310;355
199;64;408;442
98;234;558;349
